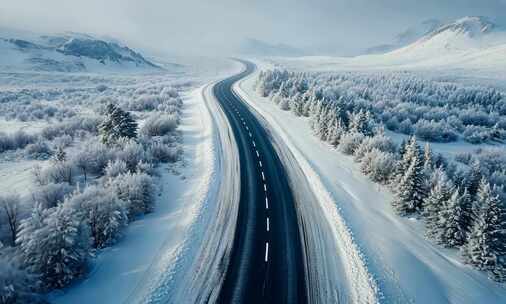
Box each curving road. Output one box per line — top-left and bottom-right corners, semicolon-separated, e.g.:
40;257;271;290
214;61;308;304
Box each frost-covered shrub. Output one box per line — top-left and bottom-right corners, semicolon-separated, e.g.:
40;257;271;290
17;203;90;289
117;140;147;172
339;132;365;155
140;114;178;137
354;132;397;161
104;159;129;179
147;142;181;163
31;183;73;209
109;173;155;217
454;152;473;165
52;135;73;148
414;120;458;142
37;161;75;185
398;119;414;135
66;186;128;248
462;125;504;144
41;116;101;140
360;149;396;183
71;140;114;177
24;140;52;159
0;131;37;153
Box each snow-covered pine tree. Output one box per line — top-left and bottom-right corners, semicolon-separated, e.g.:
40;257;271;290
99;104;138;145
327;117;342;147
392;136;426;215
466;160;482;197
440;188;466;247
461;179;506;281
16;203;45;256
423;142;434;173
398;138;408;158
52;145;66;163
459;187;474;236
349;109;374;136
116;107;137;140
18;203;91;289
423;168;453;241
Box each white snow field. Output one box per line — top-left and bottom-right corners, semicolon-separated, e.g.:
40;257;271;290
234;63;506;303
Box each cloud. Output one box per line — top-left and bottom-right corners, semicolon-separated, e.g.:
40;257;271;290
1;0;505;56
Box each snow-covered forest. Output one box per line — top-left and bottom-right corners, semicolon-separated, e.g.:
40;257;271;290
255;69;506;282
257;70;506;144
0;73;189;303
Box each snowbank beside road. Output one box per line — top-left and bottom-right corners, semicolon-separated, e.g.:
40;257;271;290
234;64;506;303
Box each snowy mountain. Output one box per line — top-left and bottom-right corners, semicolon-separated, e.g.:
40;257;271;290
390;16;505;57
365;18;445;54
0;29;161;72
238;38;306;57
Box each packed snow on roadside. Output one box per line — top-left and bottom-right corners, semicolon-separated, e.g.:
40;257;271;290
234;64;506;303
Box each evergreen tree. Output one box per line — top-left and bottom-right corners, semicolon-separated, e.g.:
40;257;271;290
392;136;426;214
18;204;91;288
461;179;506;281
423;168;453;241
53;145;66;163
466;160;482;197
349;109;373;136
423;142;434;173
459;187;474;236
99;104;138;145
440;188;466;247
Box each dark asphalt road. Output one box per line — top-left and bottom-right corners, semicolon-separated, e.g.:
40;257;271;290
214;61;307;304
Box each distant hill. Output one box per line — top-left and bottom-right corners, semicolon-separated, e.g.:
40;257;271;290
0;29;161;72
238;38;306;57
386;16;506;58
365;18;445;54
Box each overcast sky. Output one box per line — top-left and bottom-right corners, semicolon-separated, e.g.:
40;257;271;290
1;0;505;56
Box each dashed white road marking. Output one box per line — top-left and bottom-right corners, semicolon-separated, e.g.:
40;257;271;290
249;132;252;138
252;140;256;147
263;183;267;192
256;150;260;157
266;217;270;232
265;197;269;209
265;242;269;262
259;161;263;167
243;121;246;125
261;171;265;181
246;126;249;130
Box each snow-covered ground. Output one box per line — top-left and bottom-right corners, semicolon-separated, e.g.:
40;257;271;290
48;86;212;303
46;60;243;304
235;66;506;303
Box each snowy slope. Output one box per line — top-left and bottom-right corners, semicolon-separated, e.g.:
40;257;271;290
0;28;161;73
273;16;506;81
235;64;506;303
365;18;445;54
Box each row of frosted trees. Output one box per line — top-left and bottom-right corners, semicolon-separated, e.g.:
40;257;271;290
255;69;506;282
